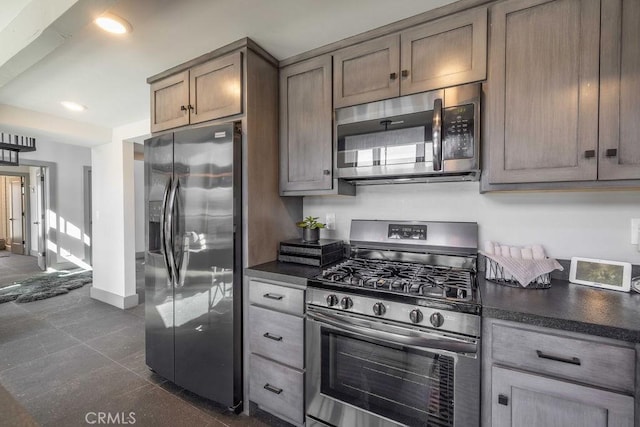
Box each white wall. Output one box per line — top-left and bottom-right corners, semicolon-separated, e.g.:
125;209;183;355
21;140;91;266
91;118;149;309
134;159;145;254
304;182;640;264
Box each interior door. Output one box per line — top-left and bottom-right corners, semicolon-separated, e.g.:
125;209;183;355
9;177;25;255
172;123;241;408
35;168;46;270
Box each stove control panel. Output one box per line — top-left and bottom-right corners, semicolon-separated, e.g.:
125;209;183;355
306;287;480;336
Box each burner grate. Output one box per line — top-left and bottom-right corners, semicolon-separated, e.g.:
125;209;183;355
320;258;473;301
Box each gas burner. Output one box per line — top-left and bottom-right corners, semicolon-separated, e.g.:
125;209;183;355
318;258;474;302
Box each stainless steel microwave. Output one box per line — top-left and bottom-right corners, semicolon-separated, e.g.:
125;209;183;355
335;83;481;184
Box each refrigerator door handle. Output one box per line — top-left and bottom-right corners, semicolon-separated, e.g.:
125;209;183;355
160;178;174;285
167;178;180;287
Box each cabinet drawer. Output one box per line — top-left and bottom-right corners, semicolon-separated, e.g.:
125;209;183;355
250;354;304;424
250;305;304;369
249;280;304;316
491;323;635;392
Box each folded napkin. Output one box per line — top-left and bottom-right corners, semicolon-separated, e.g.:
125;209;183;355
481;241;564;287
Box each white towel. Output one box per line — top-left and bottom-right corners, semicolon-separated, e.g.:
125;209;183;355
532;245;546;260
481;250;563;287
500;245;511;257
484;241;495;255
521;247;533;260
509;247;522;259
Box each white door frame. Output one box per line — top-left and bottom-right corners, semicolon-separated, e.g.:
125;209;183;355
0;171;30;255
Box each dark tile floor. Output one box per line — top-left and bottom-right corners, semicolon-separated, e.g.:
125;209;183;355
0;251;43;287
0;259;267;427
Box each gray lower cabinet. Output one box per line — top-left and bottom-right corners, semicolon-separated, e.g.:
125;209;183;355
492;366;634;427
482;318;636;427
247;278;305;425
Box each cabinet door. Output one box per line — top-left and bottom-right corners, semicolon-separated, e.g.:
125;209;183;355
492;366;634;427
189;52;242;124
400;7;487;96
150;70;189;133
598;0;640;180
333;34;399;108
279;55;333;192
486;0;600;184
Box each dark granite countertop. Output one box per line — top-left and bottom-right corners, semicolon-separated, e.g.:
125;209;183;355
244;260;323;287
480;277;640;343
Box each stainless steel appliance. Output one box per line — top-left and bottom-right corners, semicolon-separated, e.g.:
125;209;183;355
145;122;242;410
335;84;480;184
306;220;481;427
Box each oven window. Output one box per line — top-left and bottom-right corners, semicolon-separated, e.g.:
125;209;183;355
321;328;455;427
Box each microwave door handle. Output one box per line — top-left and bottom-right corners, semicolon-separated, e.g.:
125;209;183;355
432;98;443;171
307;310;477;354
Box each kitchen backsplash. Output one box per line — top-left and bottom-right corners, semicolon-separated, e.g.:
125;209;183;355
304;182;640;264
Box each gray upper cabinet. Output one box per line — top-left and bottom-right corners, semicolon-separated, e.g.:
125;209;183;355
333;7;487;108
598;0;640;180
400;7;487;96
189;52;242;125
150;70;190;132
150;52;242;133
486;0;601;184
279;55;333;193
333;34;400;108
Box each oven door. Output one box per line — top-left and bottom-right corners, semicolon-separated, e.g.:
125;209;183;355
306;307;480;427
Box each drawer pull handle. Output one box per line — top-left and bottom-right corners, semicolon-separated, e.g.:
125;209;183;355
263;293;283;301
536;350;581;366
584;150;596;158
605;148;618;157
263;332;283;341
264;384;283;395
498;394;509;406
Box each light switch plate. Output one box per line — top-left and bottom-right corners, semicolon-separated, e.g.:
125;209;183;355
325;213;336;230
632;218;640;245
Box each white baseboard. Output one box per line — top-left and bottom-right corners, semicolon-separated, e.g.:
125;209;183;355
89;286;139;309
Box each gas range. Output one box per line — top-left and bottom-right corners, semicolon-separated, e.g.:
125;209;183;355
306;220;482;427
307;219;481;335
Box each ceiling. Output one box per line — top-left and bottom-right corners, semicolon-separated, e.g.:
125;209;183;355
0;0;457;146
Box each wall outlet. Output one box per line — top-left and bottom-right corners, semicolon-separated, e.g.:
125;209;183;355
632;218;640;245
325;213;336;230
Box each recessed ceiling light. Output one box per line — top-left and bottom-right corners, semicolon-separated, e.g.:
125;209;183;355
95;13;132;34
61;101;87;112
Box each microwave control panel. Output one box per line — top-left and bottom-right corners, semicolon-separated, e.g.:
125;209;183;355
443;104;474;160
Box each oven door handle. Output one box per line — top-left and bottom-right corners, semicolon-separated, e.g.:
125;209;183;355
307;310;477;354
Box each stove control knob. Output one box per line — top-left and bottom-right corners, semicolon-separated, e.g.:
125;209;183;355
430;312;445;328
340;297;353;310
409;309;423;324
373;302;386;316
326;294;339;307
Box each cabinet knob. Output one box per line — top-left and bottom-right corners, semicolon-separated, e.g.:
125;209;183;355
187;105;194;111
584;150;596;158
323;169;331;175
389;72;397;80
401;69;409;78
180;105;187;111
605;148;618;157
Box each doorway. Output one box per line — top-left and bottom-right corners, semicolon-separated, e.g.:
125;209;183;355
8;176;25;255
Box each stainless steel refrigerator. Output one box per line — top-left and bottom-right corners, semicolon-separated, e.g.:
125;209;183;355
144;122;242;410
